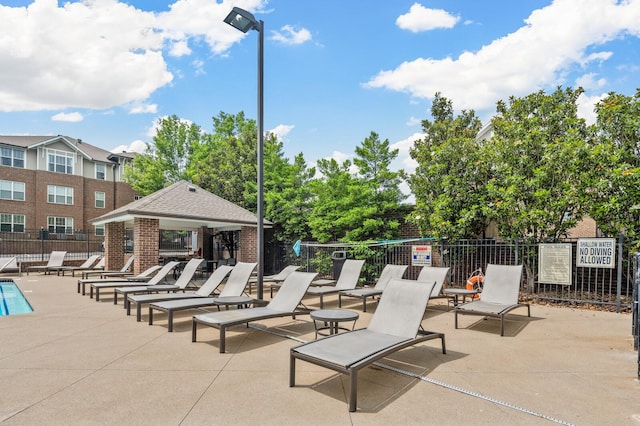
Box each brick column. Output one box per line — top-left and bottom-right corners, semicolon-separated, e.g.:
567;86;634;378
105;222;125;271
134;217;159;274
239;226;257;263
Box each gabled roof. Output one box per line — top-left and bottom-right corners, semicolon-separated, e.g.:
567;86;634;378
91;180;271;230
0;135;127;163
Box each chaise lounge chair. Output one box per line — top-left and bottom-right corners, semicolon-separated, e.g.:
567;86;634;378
115;258;204;308
82;256;133;279
304;259;365;309
247;264;302;296
90;262;179;301
416;266;453;307
290;278;446;412
56;255;102;277
113;258;204;315
127;265;234;321
192;271;318;353
26;251;67;275
88;255;135;279
454;264;530;336
147;262;257;332
0;257;20;275
77;263;161;295
338;264;408;312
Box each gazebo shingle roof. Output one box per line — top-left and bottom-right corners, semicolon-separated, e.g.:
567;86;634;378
92;180;269;229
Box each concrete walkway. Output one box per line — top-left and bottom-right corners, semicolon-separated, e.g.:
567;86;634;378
1;273;639;425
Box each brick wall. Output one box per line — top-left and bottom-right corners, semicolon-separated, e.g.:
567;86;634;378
239;226;257;263
134;217;159;274
105;222;125;271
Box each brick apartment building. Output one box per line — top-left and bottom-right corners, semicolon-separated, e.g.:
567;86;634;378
0;135;137;237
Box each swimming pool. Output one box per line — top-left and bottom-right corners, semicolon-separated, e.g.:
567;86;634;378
0;280;33;316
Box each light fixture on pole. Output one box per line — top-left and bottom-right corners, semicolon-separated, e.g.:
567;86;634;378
224;6;265;300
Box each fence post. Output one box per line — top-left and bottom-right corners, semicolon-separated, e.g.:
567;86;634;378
616;234;623;313
633;253;639;351
40;227;44;261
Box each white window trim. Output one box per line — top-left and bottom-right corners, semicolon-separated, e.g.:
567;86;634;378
0;180;25;201
95;191;105;208
47;185;74;205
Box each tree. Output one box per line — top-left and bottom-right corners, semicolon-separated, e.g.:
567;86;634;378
308;158;360;243
485;87;591;240
123;115;202;195
190;111;257;209
408;93;488;239
587;89;640;242
308;132;406;243
348;131;405;241
264;151;315;242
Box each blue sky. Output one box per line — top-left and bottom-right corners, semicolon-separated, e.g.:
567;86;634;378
1;0;639;185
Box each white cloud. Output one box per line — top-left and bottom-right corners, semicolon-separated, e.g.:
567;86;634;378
0;0;172;112
367;0;640;113
269;124;295;139
270;25;312;45
406;116;422;126
0;0;267;113
575;73;606;90
577;92;605;125
396;3;460;32
192;59;206;75
51;112;83;122
111;139;148;154
128;103;158;114
390;132;423;173
169;40;192;57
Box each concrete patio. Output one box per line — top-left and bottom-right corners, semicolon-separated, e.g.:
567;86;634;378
1;272;639;425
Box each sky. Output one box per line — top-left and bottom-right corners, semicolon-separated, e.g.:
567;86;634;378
1;0;639;190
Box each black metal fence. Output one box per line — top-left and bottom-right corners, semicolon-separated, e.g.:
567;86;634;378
287;238;635;313
0;229;195;263
0;228;104;261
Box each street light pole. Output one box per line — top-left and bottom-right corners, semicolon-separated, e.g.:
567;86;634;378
224;7;265;299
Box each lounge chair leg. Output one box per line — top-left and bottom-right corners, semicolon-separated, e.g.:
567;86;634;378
500;316;504;336
148;307;154;325
338;294;342;308
136;304;142;322
219;327;226;353
168;312;174;332
454;311;458;329
113;293;118;305
95;289;100;301
320;295;324;309
349;370;358;412
289;355;296;387
362;297;367;313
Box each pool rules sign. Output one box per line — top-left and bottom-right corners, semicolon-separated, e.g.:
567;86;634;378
577;238;615;269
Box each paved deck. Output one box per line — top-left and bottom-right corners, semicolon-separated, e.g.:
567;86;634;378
1;273;639;425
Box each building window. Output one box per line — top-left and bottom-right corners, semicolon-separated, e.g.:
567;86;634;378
94;224;105;236
47;185;73;205
0;213;25;232
0;180;25;201
95;191;105;208
1;147;25;168
47;149;74;174
96;163;105;180
47;216;73;234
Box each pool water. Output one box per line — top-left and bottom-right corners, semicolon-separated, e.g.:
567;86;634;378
0;280;33;316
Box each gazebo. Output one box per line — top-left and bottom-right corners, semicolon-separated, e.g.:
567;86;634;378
91;181;270;274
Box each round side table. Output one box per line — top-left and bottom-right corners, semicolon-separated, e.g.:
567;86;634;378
310;309;359;338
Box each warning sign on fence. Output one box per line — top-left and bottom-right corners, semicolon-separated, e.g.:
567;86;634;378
411;245;432;267
577;238;615;269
